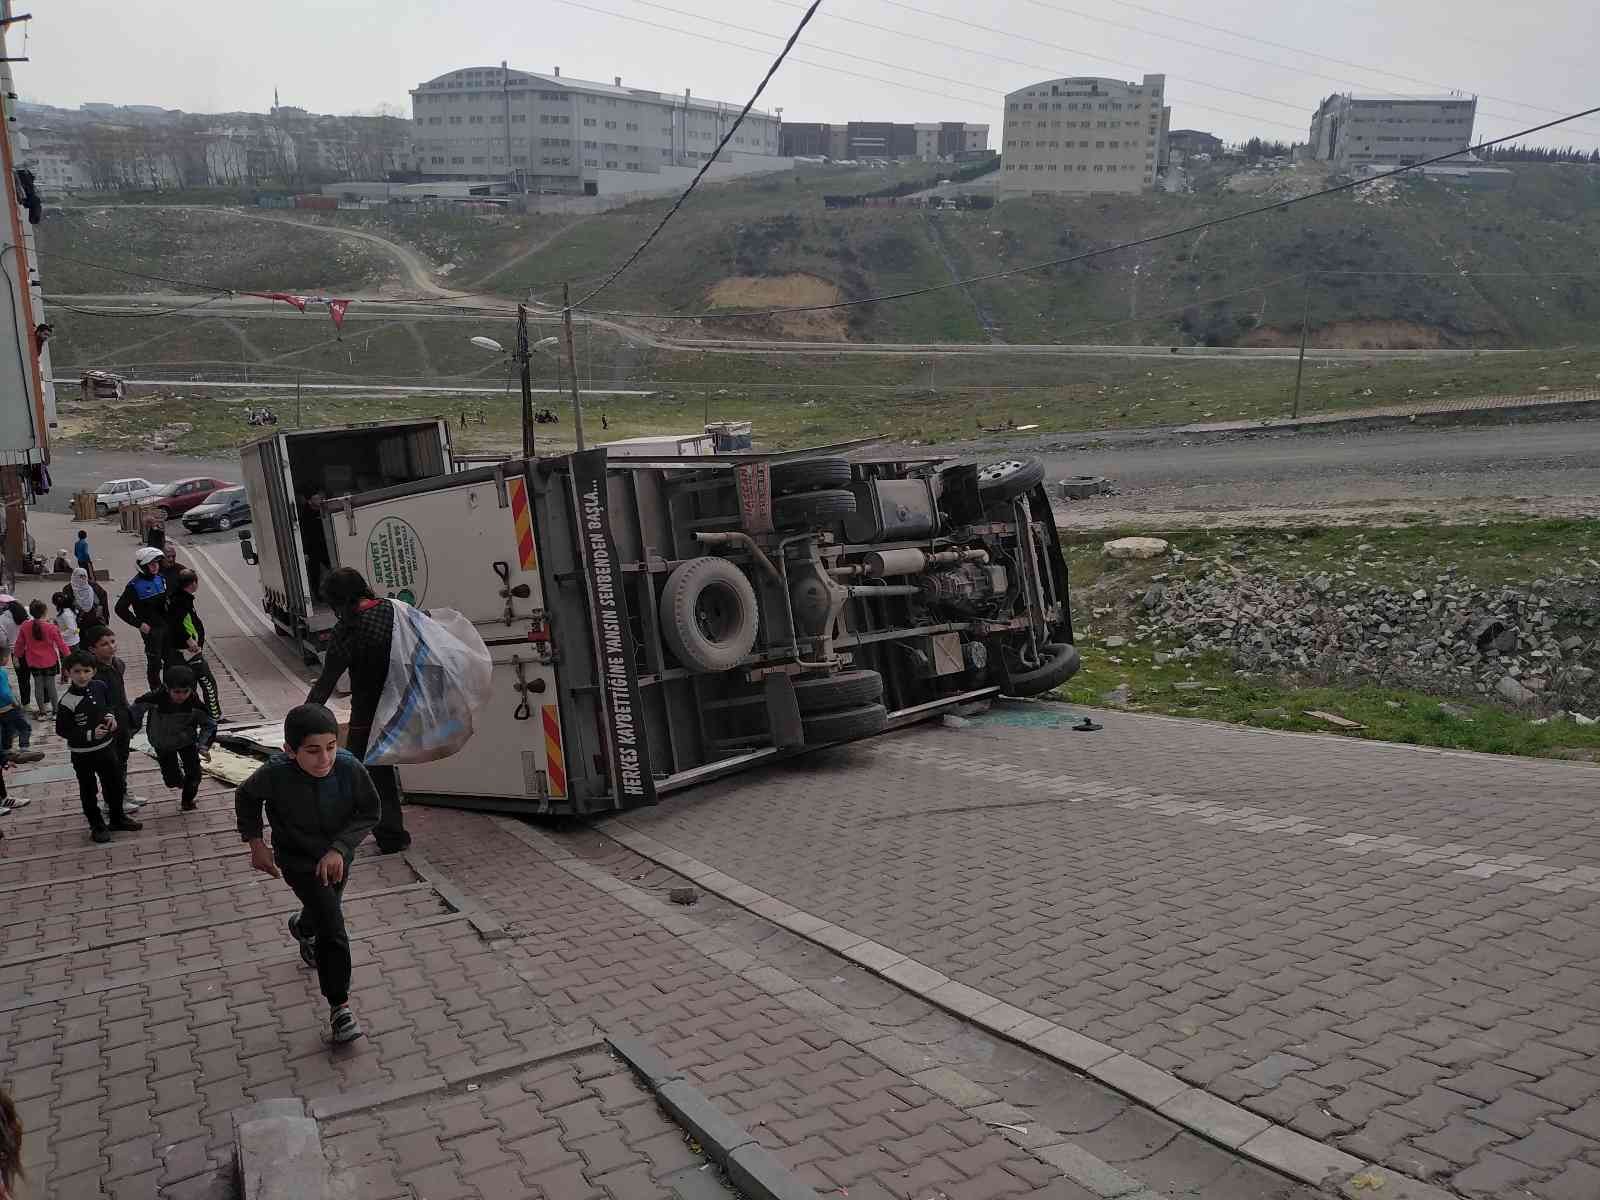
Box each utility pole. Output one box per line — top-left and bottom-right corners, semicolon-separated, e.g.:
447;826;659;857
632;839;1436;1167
1291;271;1313;419
517;303;536;458
295;371;303;428
562;283;585;450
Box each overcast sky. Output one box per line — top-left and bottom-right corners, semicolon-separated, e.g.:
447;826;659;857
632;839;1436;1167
16;0;1600;150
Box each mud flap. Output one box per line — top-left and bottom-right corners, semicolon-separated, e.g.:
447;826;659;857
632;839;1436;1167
765;674;804;749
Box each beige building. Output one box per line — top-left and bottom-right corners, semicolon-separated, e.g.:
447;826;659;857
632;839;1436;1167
411;63;783;195
999;74;1170;198
1308;93;1477;169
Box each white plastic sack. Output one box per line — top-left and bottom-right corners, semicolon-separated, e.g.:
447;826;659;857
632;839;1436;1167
365;601;494;766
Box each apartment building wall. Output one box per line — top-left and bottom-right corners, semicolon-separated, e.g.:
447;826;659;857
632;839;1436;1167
1308;93;1476;168
999;74;1168;197
411;64;780;193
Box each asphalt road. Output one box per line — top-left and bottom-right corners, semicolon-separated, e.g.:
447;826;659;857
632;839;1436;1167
43;415;1600;538
991;416;1600;527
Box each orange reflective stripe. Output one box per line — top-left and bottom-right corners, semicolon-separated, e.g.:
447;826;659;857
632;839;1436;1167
508;476;537;572
542;703;566;798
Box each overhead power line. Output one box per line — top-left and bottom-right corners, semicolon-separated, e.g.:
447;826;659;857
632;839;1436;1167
558;0;1306;133
1091;0;1593;127
570;0;825;309
976;0;1600;139
569;103;1600;320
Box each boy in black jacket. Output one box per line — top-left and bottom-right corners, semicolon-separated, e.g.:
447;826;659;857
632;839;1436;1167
236;704;379;1044
131;665;217;811
57;651;140;844
82;625;144;812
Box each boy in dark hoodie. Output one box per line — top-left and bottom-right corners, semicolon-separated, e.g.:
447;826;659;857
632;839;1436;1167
131;665;217;811
236;704;379;1045
81;625;144;813
57;651;140;844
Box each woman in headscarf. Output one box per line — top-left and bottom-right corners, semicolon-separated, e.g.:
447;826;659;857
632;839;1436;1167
71;567;110;628
51;548;71;574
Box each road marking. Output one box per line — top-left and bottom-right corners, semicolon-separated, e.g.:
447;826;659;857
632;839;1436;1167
869;739;1593;898
182;539;273;633
183;540;313;699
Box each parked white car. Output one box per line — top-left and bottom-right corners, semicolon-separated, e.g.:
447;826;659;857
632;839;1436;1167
93;477;161;516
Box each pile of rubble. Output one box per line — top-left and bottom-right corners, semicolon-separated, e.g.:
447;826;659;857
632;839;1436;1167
1121;551;1600;713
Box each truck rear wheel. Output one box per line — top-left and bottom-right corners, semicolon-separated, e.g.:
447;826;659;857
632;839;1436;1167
802;702;887;744
771;457;852;495
774;488;856;530
1002;642;1080;696
660;556;760;673
793;669;883;714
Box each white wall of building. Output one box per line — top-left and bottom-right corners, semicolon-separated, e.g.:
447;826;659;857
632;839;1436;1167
999;74;1167;198
411;65;782;193
1308;93;1477;168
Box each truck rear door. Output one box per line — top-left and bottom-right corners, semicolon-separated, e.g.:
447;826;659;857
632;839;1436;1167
326;464;571;809
238;433;311;621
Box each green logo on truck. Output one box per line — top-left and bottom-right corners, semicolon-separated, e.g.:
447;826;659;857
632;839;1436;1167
366;516;428;605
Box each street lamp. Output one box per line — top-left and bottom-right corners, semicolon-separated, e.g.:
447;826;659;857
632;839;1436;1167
469;324;558;457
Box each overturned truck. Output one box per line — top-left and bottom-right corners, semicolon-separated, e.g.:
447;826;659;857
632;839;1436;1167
291;439;1078;814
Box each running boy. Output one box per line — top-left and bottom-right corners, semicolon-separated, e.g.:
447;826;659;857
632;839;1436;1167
82;625;143;811
235;704;378;1044
57;650;139;844
131;665;217;811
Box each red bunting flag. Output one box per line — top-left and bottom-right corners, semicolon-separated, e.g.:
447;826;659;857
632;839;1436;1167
244;291;309;312
328;299;351;330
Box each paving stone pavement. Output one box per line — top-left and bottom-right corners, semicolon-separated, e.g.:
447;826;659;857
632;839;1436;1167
0;735;714;1200
602;703;1600;1200
0;707;1297;1200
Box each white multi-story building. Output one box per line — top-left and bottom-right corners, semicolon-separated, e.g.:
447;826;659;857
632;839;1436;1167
410;64;786;196
1308;93;1477;169
999;74;1170;198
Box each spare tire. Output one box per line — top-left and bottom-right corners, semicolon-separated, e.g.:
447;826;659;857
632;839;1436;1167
977;458;1045;501
771;457;852;495
793;669;884;714
1002;642;1081;696
660;556;760;673
774;488;856;530
802;703;888;744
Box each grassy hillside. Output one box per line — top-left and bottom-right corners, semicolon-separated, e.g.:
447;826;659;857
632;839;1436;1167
41;162;1600;348
38;207;397;295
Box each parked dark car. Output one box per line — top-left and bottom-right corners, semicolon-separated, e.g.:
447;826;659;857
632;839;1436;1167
181;485;251;532
152;476;234;519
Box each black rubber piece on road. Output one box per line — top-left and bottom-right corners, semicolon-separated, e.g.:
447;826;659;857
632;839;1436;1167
801;702;888;744
773;488;857;529
770;456;852;495
793;669;884;714
1003;642;1081;696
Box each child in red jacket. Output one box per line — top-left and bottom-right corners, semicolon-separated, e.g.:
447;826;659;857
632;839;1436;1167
14;600;70;718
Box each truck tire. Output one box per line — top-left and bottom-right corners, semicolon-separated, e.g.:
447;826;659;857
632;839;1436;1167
977;458;1045;501
1003;642;1081;696
771;457;852;495
774;488;856;529
802;702;888;744
660;556;760;673
793;668;884;714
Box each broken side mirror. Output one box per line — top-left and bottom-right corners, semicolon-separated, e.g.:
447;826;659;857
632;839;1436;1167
238;530;258;566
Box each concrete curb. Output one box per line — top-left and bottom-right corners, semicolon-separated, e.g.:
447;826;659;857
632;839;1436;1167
598;821;1460;1200
1168;395;1599;441
609;1034;821;1200
233;1098;329;1200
